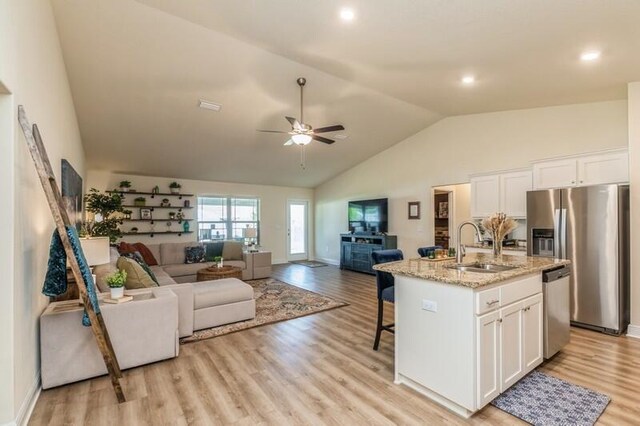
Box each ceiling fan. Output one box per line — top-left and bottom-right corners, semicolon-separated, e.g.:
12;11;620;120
258;77;345;146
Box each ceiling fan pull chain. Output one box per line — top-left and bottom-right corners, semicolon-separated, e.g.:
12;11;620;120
300;145;306;170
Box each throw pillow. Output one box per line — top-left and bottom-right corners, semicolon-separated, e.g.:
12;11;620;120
222;241;243;260
122;251;159;284
116;256;158;289
132;242;158;266
204;241;224;261
118;241;137;255
185;246;206;264
93;262;118;293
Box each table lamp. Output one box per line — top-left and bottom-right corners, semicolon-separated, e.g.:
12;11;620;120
79;236;110;288
242;227;258;252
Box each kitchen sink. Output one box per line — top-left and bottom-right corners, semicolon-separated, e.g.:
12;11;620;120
445;262;518;274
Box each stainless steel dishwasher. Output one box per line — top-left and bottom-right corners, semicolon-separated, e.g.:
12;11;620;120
542;265;571;359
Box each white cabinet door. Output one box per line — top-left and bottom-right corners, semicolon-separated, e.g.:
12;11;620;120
577;151;629;186
522;294;543;372
476;310;501;409
532;159;577;189
471;175;500;218
500;171;532;218
500;301;524;391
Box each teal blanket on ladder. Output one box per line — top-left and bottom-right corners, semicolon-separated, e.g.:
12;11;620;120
43;226;101;326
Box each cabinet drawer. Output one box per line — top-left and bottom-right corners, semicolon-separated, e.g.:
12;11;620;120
351;244;371;253
500;275;542;307
352;252;370;261
476;288;501;315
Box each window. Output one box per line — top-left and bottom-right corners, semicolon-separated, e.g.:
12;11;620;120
197;196;260;243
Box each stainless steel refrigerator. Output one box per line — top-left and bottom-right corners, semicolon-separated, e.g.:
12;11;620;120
527;184;630;335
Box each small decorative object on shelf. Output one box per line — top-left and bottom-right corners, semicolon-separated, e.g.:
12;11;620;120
118;180;132;192
169;181;181;194
481;212;518;256
168;212;176;220
183;220;190;232
140;208;152;220
214;256;223;268
106;269;127;299
123;210;132;220
130;227;139;233
184;199;190;208
166;221;172;229
151;185;160;194
176;211;185;221
134;197;146;206
160;198;171;207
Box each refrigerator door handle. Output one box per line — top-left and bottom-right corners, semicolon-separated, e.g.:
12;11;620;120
560;208;567;260
554;208;561;259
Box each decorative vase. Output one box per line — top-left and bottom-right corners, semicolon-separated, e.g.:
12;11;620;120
110;287;124;299
120;187;129;192
170;188;179;194
183;221;190;232
492;238;503;256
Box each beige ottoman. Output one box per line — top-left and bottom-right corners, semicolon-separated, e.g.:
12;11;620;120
192;278;256;331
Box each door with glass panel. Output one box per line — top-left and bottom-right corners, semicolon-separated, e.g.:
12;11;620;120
287;200;308;261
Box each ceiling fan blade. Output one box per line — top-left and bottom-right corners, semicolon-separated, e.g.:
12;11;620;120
257;129;289;133
313;124;345;134
285;116;302;130
283;139;294;146
312;135;335;145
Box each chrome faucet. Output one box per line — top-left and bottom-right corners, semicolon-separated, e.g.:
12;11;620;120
456;220;484;264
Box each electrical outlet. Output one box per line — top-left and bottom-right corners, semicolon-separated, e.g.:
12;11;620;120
422;299;438;312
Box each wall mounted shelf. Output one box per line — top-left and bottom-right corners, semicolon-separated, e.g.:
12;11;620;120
122;205;193;210
121;231;193;237
107;190;194;199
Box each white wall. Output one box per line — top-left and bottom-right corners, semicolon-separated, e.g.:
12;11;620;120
87;172;314;264
315;100;628;263
629;82;640;333
0;0;86;423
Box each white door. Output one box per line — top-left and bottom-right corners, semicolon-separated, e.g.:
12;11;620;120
476;310;501;409
500;301;524;391
287;200;308;261
471;175;500;218
500;171;532;218
522;294;544;372
532;159;577;189
577;151;629;186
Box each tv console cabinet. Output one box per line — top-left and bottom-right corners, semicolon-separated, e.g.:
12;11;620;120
340;233;398;274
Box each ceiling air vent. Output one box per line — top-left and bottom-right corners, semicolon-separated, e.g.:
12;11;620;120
198;99;222;112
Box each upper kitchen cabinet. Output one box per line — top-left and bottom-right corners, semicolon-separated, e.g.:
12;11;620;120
471;170;532;219
532;149;628;190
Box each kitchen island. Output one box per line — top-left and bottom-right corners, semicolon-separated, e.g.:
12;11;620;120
373;253;570;418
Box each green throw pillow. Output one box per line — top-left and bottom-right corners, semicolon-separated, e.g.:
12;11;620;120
116;257;158;289
204;242;224;261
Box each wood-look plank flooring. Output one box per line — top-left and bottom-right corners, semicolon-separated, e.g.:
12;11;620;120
30;264;640;425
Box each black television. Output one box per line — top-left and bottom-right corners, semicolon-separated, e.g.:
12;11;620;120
348;198;388;234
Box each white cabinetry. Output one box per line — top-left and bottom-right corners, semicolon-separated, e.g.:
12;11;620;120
522;294;543;370
476;310;501;408
471;171;532;218
532;149;628;189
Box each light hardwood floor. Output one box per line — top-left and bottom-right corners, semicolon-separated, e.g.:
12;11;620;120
30;264;640;425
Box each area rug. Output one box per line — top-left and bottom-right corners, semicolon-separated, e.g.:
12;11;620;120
491;370;610;426
289;260;328;268
180;278;347;343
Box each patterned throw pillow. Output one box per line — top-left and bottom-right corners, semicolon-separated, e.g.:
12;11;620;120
185;246;206;264
122;251;159;284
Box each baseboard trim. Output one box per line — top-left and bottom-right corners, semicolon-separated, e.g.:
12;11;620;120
314;257;340;266
627;324;640;339
12;371;41;426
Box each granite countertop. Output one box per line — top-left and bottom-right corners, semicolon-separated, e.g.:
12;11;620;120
467;243;528;252
373;253;570;289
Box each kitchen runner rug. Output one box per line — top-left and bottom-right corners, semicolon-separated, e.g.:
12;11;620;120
290;260;328;268
180;278;347;343
491;370;610;426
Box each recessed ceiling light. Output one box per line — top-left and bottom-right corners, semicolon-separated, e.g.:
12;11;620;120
198;99;222;112
340;8;355;21
580;50;601;62
461;75;475;85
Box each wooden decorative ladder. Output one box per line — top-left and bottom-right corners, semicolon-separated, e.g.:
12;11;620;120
17;106;126;403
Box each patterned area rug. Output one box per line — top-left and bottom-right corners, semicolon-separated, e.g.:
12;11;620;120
180;278;347;343
289;260;328;268
491;370;610;426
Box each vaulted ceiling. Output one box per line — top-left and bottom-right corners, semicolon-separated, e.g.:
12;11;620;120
51;0;640;187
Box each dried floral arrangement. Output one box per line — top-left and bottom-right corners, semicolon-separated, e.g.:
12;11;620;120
481;212;518;255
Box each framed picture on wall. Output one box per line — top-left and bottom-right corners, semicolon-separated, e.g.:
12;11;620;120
140;208;152;220
438;201;449;219
408;201;420;219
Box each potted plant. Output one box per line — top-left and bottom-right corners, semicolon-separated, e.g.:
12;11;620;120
214;256;224;268
118;181;132;192
84;188;124;243
106;270;127;299
160;198;171;207
134;197;146;207
169;182;181;194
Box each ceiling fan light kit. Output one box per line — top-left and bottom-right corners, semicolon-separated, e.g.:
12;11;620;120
257;77;346;168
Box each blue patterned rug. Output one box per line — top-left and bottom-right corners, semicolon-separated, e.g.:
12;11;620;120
491;370;610;426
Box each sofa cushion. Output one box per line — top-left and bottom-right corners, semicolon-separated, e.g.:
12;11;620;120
116;257;158;289
133;242;158;266
149;266;176;286
193;278;254;309
145;244;162;266
222;241;244;261
185;246;206;264
118;241;137;255
160;242;200;265
122;252;158;284
93;262;118;293
162;262;208;278
204;242;224;261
